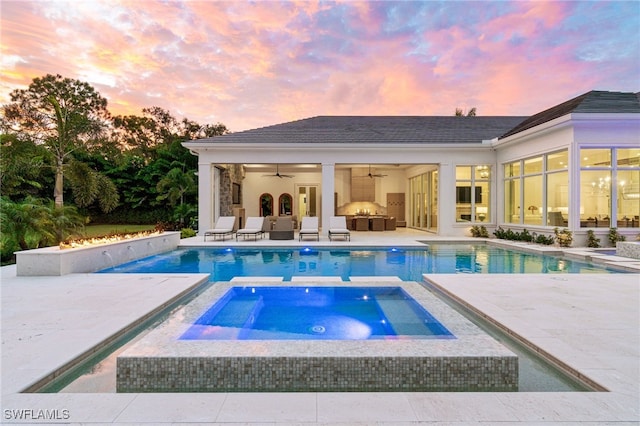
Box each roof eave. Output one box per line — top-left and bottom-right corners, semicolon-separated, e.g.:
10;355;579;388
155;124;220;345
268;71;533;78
493;114;573;148
182;141;493;151
570;112;640;121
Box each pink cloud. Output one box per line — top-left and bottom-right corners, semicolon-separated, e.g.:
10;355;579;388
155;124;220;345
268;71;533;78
1;1;638;131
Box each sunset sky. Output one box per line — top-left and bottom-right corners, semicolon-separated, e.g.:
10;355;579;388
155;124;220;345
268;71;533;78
1;1;639;132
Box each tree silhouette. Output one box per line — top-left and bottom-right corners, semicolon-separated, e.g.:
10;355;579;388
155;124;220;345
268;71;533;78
3;74;116;210
455;107;477;116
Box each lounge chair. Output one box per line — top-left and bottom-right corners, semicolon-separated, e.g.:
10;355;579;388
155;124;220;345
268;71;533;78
203;216;236;241
298;216;319;241
328;216;351;241
236;216;266;241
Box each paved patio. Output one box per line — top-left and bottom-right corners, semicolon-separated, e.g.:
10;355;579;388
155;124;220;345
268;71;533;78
1;229;638;424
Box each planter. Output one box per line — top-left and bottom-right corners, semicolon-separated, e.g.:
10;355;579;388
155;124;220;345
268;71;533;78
15;232;180;276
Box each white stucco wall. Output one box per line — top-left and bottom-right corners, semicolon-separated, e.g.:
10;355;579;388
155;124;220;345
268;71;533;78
493;113;640;245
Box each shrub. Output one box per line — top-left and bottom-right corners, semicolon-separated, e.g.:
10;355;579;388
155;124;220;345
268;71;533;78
493;226;557;245
1;232;19;265
504;228;519;240
586;230;600;248
493;226;507;239
519;228;533;242
180;228;197;239
534;234;555;245
554;227;573;247
470;225;489;238
608;228;626;245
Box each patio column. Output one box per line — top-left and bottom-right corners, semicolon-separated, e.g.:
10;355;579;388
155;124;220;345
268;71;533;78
321;163;335;235
197;162;213;235
438;162;456;236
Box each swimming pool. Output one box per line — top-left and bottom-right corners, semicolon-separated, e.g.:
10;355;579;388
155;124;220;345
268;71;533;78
100;244;622;281
180;286;455;340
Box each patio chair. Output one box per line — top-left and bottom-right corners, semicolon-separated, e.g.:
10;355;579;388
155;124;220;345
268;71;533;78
262;216;272;234
236;216;266;241
298;216;319;241
269;217;294;240
328;216;351;241
203;216;236;241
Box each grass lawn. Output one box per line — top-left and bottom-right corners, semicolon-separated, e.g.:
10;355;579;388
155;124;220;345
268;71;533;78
79;224;156;238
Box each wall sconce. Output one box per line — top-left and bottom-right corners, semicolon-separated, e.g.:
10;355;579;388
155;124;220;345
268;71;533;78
476;206;488;222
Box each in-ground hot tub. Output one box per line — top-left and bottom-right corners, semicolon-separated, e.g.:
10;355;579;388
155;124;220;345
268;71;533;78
180;285;455;340
116;281;518;392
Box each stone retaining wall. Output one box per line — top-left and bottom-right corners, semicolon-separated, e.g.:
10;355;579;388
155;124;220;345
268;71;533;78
617;241;640;259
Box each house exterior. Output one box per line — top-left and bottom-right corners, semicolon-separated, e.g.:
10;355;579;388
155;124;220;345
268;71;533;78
183;90;640;245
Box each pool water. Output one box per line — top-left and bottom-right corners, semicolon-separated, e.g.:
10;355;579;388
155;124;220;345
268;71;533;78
180;286;455;340
100;244;622;281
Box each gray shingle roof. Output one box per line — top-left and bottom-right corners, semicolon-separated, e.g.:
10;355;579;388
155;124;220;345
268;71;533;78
192;116;527;145
188;91;638;146
500;90;640;139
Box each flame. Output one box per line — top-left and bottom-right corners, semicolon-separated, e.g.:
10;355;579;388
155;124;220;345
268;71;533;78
59;230;162;249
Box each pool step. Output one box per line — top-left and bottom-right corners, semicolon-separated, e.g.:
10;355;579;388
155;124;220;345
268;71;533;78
181;297;264;340
208;297;264;328
376;298;450;336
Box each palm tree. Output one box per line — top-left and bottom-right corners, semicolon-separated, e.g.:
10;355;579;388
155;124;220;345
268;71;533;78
65;159;119;213
45;201;87;244
156;166;196;227
455;107;477;116
0;197;87;251
156;167;195;206
0;197;53;250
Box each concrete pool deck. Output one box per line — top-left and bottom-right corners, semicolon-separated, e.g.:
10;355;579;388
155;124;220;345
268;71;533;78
1;230;639;424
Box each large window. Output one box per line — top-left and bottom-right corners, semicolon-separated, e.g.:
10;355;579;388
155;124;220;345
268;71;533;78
455;165;490;222
580;148;640;228
504;163;520;223
546;151;569;226
504;150;568;226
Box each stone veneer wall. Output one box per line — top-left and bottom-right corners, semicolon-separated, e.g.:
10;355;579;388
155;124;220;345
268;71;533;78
617;241;640;259
219;164;244;216
117;355;517;392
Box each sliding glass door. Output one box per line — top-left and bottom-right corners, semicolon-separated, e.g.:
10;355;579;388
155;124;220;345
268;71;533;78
410;169;438;231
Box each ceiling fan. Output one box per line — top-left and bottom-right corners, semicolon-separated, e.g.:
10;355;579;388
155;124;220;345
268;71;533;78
357;165;387;179
263;164;294;178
